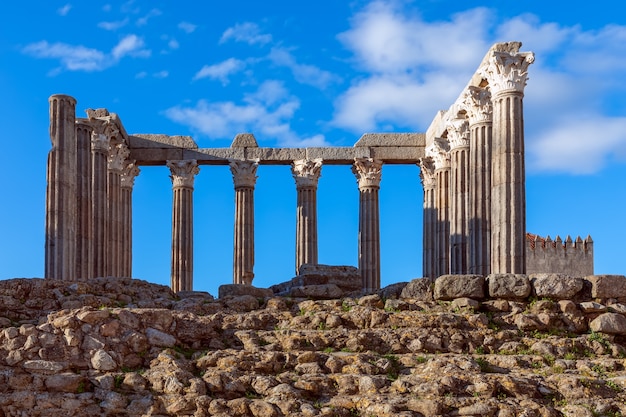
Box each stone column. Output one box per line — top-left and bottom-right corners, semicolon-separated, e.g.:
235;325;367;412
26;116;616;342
418;157;436;279
168;160;199;292
447;117;470;274
107;142;130;278
480;42;534;274
45;94;77;280
229;159;259;285
120;161;140;278
90;127;110;278
352;158;382;293
75;122;93;279
428;139;451;277
462;86;493;275
291;158;323;274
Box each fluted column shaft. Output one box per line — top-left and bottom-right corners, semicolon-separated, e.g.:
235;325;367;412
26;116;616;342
419;158;436;279
447;118;470;274
462;86;493;275
45;94;77;280
353;158;382;293
230;159;259;285
107;143;129;277
75;123;92;279
120;162;140;278
427;138;451;277
90;130;109;278
480;45;534;274
292;159;322;274
168;160;199;292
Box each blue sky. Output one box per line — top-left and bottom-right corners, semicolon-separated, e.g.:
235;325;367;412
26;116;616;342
1;1;625;296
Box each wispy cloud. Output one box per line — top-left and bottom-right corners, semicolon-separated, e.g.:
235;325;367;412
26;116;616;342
268;47;341;89
165;81;327;147
220;22;272;46
193;58;245;84
111;34;150;59
136;8;161;26
98;18;129;31
178;21;197;34
23;34;150;72
57;4;71;16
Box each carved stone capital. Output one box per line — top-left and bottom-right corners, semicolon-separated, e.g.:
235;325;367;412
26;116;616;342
292;158;323;189
446;118;470;150
480;48;535;96
418;157;436;189
352;158;382;190
108;144;130;173
426;138;450;170
120;161;140;189
229;159;259;189
91;130;110;153
460;86;492;125
104;121;121;144
167;160;199;189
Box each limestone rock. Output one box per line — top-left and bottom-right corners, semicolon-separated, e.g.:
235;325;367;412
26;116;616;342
400;278;433;301
530;273;583;299
218;284;273;299
587;275;626;298
434;275;485;300
589;313;626;335
487;274;531;299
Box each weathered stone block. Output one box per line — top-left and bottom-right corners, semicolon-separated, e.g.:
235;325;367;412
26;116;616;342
400;278;433;301
434;275;484;300
487;274;531;299
145;327;177;347
44;373;85;393
587;275;626;298
290;284;344;299
589;312;626;335
218;284;273;299
530;273;583;299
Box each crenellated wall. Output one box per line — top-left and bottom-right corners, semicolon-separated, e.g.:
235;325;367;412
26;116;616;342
526;233;594;276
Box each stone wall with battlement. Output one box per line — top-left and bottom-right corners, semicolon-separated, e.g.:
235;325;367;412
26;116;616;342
526;233;594;276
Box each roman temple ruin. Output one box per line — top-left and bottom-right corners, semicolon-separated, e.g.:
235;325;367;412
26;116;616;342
44;41;593;292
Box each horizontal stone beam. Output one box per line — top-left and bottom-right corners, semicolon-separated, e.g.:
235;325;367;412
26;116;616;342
130;146;425;166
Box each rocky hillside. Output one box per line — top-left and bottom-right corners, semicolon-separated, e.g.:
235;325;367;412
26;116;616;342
1;274;626;417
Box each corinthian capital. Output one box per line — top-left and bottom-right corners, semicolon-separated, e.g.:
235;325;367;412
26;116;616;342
446;118;470;150
91;130;110;153
480;47;535;96
108;143;130;173
229;159;259;189
418;157;436;189
121;161;140;189
461;86;492;124
352;158;382;190
292;158;323;189
167;160;199;189
426;138;450;170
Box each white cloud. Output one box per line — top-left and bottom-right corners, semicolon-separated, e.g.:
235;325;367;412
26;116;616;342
220;22;272;46
98;18;129;31
57;4;71;16
528;116;626;174
268;48;340;89
153;70;169;79
178;21;197;34
193;58;245;84
165;81;328;147
22;41;106;71
168;39;179;50
111;34;150;60
23;34;150;72
136;8;161;26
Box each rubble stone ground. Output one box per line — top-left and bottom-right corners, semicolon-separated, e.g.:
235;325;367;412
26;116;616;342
0;275;625;417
